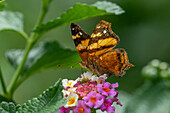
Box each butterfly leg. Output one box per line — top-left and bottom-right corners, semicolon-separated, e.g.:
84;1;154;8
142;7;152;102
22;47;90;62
70;62;79;68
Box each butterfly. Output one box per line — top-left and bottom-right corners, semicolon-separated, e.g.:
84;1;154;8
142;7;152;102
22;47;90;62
71;20;134;77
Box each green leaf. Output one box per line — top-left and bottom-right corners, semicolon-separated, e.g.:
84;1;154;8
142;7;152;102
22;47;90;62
6;41;81;77
0;11;24;33
34;1;124;33
124;81;170;113
0;101;20;113
0;79;66;113
92;1;125;15
17;79;67;113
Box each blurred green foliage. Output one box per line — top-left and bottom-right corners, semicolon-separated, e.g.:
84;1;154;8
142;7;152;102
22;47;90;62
142;59;170;80
0;0;170;112
124;59;170;113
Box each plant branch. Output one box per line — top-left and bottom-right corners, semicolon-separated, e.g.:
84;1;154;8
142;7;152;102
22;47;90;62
7;41;33;95
0;67;7;94
7;1;49;99
17;31;29;41
0;94;9;102
30;3;47;40
9;34;42;93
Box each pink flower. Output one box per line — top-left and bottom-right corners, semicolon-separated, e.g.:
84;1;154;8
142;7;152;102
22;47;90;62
97;82;118;97
114;97;122;106
113;91;122;106
60;72;122;112
59;106;70;113
83;91;104;109
107;106;115;113
111;82;119;89
100;98;115;113
76;83;97;98
73;100;91;113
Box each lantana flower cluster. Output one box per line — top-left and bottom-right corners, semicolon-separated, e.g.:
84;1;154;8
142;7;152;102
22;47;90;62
59;72;122;113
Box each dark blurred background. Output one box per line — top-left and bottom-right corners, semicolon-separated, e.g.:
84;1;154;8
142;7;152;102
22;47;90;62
0;0;170;104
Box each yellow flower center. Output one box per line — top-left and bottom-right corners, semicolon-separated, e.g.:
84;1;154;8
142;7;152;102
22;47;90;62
67;82;72;86
68;97;76;105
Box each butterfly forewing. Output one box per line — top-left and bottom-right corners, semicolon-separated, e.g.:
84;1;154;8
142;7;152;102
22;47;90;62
87;20;120;56
71;23;90;61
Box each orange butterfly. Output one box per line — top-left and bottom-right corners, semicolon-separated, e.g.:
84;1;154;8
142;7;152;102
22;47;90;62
71;20;134;77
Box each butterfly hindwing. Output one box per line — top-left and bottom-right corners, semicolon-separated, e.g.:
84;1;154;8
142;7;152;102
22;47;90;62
71;23;90;61
98;48;134;77
87;20;120;56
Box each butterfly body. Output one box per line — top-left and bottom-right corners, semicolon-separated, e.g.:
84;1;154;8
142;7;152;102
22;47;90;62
71;20;134;77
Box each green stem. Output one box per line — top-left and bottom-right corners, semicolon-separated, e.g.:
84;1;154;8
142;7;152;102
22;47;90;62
0;67;7;94
9;35;42;93
91;109;97;113
17;31;29;41
0;94;9;102
7;41;33;95
0;94;16;103
30;5;47;40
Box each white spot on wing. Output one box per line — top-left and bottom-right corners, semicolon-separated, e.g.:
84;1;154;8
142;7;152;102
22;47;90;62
72;28;75;30
79;32;82;35
103;30;107;34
